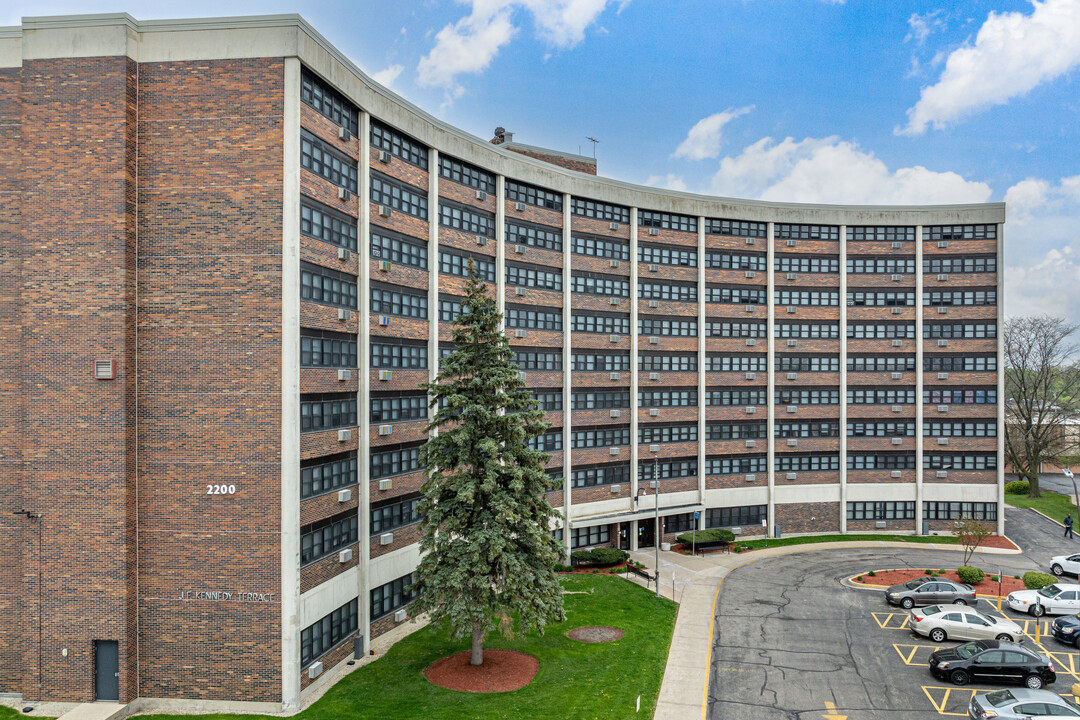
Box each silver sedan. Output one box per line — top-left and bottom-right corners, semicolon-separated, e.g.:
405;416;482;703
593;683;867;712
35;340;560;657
910;605;1023;643
969;688;1080;719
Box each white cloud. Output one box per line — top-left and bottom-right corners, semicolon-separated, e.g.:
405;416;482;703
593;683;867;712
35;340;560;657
897;0;1080;136
1004;178;1051;224
416;1;619;97
371;64;405;90
1006;246;1080;319
645;173;688;192
707;135;992;205
672;106;753;161
906;10;945;45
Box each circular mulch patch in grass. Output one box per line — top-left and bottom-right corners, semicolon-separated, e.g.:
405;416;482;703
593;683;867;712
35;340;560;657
568;625;624;643
424;649;539;693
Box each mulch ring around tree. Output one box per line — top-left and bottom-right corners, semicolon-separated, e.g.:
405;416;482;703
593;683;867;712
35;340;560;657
567;625;624;643
424;649;539;693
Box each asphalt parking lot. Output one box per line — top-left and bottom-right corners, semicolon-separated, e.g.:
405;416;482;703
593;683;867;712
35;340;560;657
708;508;1080;719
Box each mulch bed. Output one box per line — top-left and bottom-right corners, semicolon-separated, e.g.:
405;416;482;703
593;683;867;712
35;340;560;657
567;625;624;643
558;563;632;575
853;568;1027;596
424;649;539;693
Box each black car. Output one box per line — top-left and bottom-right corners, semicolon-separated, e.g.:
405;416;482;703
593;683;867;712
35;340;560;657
1052;615;1080;645
929;639;1056;689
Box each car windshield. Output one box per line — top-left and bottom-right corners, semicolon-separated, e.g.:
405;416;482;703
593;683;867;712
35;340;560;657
905;578;930;589
1038;584;1062;598
986;690;1016;708
921;605;943;616
955;642;981;659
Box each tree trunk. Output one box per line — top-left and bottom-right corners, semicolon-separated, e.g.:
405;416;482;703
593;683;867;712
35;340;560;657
1028;469;1042;498
470;618;483;666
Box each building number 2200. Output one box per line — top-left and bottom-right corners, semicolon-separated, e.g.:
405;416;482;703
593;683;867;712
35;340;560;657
206;484;237;495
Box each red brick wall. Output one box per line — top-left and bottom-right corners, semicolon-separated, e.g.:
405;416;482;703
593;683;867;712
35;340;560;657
775;502;841;535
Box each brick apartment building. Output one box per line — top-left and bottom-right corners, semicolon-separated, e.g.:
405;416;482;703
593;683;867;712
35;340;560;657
0;13;1004;711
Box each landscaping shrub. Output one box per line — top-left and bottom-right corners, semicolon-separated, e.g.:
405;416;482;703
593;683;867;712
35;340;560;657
570;550;594;564
1005;480;1030;494
675;528;735;545
857;575;864;582
925;570;934;575
1024;572;1056;590
589;547;630;566
957;566;984;584
990;576;999;582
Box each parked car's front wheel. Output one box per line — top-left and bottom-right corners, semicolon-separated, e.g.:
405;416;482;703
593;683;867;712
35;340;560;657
995;633;1014;642
1052;563;1064;576
950;669;969;686
901;597;914;609
930;628;947;642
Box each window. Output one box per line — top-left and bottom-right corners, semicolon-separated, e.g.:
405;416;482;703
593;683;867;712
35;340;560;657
370;340;427;369
571;198;629;223
639;281;697;302
573;353;631;371
440;250;495;281
301;393;357;432
371;284;427;319
775;256;840;273
572;312;630;335
709;322;767;339
847;291;915;307
506;221;562;252
370;444;421;479
639;244;697;267
776;289;840;306
708;390;766;406
775;454;839;471
775;323;839;339
639;318;698;337
776;355;839;372
506;180;562;210
846;258;916;274
371;120;428;169
370;228;427;269
301;131;358;191
571;391;630;410
370;574;417;619
571;463;629;488
774;422;839;438
775;223;838;241
571;234;630;260
707;286;766;305
708;422;768;440
571;272;630;297
706;219;766;238
706;456;766;474
846;226;915;242
923;421;997;437
847;453;917;470
639;389;697;407
528;430;563;452
847;356;916;372
301;262;358;310
371;496;422;534
924;355;997;372
507;305;562;331
440;201;495;237
639;210;696;233
639;423;698;444
923;502;998;521
639;354;697;372
706;505;766;528
301;200;357;251
924;388;997;404
847;422;916;437
514;351;562;371
665;513;695;534
571;525;611;548
533;391;564;412
706;251;766;270
573;427;631;448
439;156;494;193
371;172;428;220
847;502;915;520
301;68;358;134
706;354;767;372
847;388;916;404
924;257;997;274
923;290;997;306
370;393;427;423
301;599;358;668
924;224;997;241
439;298;466;323
923;323;997;339
300;451;357;499
302;330;358;368
507;263;562;291
639;458;697;480
301;511;358;565
775;388;840;405
847;323;916;340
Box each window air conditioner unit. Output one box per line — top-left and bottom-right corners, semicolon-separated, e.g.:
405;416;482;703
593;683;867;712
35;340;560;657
515;287;526;296
610;484;621;493
891;241;902;249
745;372;756;380
647;445;661;454
394;609;408;622
787;339;798;346
786;306;796;314
783;273;796;281
609;297;619;305
378;204;391;217
938;437;949;445
745;440;756;448
891;307;903;314
786;372;797;380
891;470;902;478
337;429;351;441
649;408;660;416
787;406;797;413
936;471;948;478
744;474;756;482
338;126;351;141
891;274;902;281
609;334;620;343
937;241;949;248
787;438;797;446
786;239;797;247
891;372;902;380
891;339;903;347
744;270;756;278
891;405;902;413
378;425;392;436
94;359;116;380
338;247;351;261
649;372;660;380
937;405;949;412
937;274;949;281
378;478;392;491
337;369;351;381
649;336;660;344
609;372;621;381
648;228;659;236
746;339;756;346
513;244;525;254
475;190;487;200
337;489;352;502
475;236;487;246
338;548;353;563
745;406;756;414
786;472;797;480
938;372;949;380
891;437;902;445
380;533;394;545
308;661;324;679
514;201;526;211
378;315;391;326
609;447;620;456
875;521;887;529
648;300;660;308
379;370;392;381
609;259;620;268
378;149;391;163
518;372;527;381
938;339;949;347
731;526;743;535
745;305;755;313
609;222;619;231
338;187;351;201
938;307;948;314
649;264;659;272
610;409;621;418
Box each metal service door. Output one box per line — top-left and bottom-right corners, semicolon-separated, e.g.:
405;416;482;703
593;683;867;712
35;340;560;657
94;640;119;701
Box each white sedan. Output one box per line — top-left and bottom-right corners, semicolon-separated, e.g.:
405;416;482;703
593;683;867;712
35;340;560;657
1007;583;1080;617
1050;554;1080;577
909;605;1023;643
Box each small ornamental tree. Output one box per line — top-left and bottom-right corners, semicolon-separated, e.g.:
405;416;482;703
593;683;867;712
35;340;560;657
412;265;566;666
953;515;993;566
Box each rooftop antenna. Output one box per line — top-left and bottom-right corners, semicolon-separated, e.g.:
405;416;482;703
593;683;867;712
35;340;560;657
585;136;599;159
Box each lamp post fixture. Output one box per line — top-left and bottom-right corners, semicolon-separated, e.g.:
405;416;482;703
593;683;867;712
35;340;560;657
650;448;660;598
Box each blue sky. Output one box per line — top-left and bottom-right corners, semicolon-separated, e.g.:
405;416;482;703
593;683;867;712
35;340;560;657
5;0;1080;321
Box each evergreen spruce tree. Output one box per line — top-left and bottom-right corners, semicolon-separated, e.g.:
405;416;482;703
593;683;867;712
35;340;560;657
412;264;566;666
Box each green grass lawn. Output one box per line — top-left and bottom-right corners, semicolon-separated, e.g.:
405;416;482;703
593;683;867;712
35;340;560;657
0;706;20;719
1005;490;1077;524
735;533;960;551
140;574;676;720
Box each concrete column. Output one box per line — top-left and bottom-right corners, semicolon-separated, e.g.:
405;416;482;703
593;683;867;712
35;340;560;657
697;217;706;528
357;109;373;657
766;222;776;532
839;225;847;533
915;226;925;534
996;222;1006;536
496;176;506;321
427;150;439;382
562;193;572;557
629;208;639;551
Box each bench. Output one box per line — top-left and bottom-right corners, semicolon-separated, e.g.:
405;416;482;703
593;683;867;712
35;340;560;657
625;563;655;584
692;539;731;555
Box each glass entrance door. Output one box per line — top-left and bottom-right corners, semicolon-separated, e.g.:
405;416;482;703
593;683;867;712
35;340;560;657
637;518;655;548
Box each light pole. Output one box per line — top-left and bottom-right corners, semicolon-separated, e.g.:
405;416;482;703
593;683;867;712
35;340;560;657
650;448;660;598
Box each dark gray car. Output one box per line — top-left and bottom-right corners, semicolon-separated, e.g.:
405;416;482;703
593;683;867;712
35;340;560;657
885;577;977;609
969;688;1080;719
